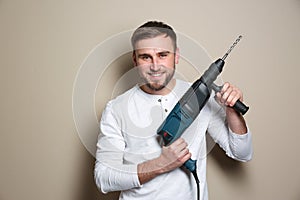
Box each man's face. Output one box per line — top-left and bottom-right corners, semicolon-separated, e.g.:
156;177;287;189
133;35;179;94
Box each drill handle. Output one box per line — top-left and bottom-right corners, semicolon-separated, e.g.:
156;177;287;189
184;158;197;172
211;83;249;115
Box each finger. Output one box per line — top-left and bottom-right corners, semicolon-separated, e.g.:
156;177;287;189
215;92;221;100
227;87;243;106
214;91;224;105
170;143;187;155
175;141;188;154
172;138;189;150
221;87;233;105
172;138;185;146
220;82;230;94
226;89;238;106
169;138;187;152
179;152;192;163
177;147;189;158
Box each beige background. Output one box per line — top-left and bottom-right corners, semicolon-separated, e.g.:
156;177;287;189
1;0;300;200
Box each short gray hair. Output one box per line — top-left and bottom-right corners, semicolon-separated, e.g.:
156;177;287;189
131;21;177;51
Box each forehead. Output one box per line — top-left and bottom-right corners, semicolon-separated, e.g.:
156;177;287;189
134;35;175;53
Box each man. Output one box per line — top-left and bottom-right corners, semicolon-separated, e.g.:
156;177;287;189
94;21;252;200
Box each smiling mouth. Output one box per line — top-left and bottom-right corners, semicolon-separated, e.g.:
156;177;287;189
148;72;164;77
150;74;162;77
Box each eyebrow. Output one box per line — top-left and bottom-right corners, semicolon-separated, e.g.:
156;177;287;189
158;51;171;55
137;50;171;57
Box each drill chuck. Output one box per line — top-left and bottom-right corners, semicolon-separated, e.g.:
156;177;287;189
200;58;224;86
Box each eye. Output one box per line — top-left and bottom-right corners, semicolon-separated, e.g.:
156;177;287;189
140;55;151;61
143;55;150;60
159;52;169;58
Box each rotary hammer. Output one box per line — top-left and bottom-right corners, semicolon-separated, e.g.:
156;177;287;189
157;36;249;173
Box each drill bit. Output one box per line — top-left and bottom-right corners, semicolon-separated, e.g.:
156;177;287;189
222;35;242;61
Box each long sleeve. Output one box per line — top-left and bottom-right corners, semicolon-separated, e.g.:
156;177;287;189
207;97;253;162
94;101;141;193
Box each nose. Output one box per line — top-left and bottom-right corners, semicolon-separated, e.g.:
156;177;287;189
150;57;160;71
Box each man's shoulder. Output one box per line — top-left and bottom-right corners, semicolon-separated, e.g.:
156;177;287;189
106;85;139;108
175;79;192;87
172;79;192;96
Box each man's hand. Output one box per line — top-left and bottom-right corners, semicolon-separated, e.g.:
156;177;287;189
137;138;191;184
157;138;191;173
215;82;248;134
215;82;243;107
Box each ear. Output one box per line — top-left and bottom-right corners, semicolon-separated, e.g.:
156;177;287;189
132;51;137;66
175;48;180;64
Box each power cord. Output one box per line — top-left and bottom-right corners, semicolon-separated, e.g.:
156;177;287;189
191;170;200;200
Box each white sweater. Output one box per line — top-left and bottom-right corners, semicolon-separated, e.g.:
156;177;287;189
94;79;252;200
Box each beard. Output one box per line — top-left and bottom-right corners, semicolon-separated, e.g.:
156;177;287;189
141;65;175;92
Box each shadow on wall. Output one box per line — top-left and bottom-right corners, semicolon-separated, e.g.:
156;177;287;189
84;54;134;200
206;134;247;179
77;153;120;200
